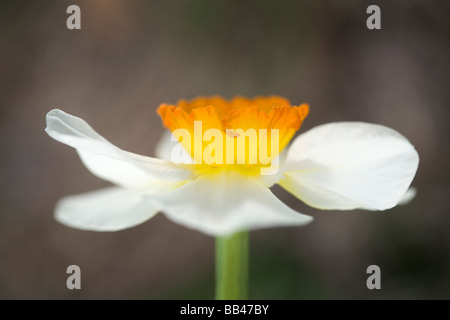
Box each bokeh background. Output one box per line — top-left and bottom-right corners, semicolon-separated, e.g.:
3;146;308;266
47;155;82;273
1;0;449;299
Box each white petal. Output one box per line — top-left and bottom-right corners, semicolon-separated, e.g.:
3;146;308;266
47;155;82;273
280;122;419;210
46;109;192;188
147;171;313;236
397;187;417;206
55;187;159;231
154;131;194;164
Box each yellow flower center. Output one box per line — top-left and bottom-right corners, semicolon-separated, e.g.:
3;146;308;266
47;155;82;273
157;96;309;176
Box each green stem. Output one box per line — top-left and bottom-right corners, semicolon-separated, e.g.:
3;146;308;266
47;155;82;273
215;231;249;300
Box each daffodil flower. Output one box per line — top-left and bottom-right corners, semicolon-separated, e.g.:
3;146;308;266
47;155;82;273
46;96;419;237
46;96;419;299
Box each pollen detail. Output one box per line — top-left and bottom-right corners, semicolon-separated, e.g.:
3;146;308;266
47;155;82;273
157;96;309;175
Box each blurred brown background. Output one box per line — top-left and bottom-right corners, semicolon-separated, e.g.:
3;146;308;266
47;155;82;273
0;0;449;299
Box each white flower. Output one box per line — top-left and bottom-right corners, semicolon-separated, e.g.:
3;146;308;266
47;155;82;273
45;96;419;236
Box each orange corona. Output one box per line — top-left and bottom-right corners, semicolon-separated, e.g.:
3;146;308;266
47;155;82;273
157;96;309;175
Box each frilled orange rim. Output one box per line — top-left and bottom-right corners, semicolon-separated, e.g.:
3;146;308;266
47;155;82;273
157;96;309;174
